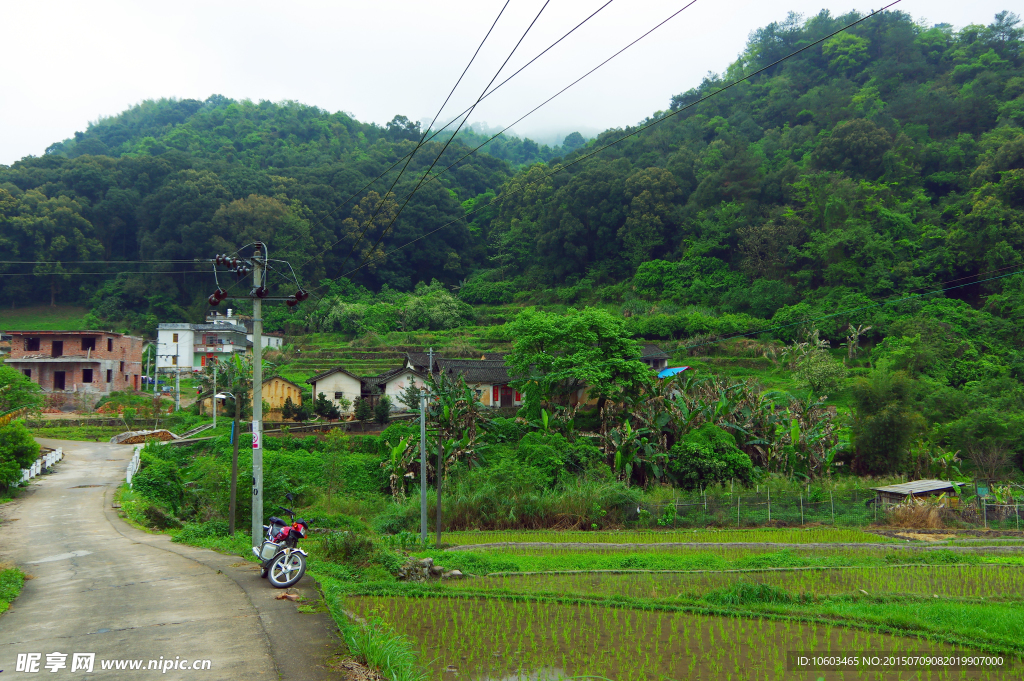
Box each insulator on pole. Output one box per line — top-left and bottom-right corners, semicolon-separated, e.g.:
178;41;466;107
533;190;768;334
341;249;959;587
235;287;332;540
208;294;221;306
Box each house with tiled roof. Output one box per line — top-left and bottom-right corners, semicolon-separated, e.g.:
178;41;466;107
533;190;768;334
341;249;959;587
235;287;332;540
435;358;522;408
361;366;427;410
306;366;362;414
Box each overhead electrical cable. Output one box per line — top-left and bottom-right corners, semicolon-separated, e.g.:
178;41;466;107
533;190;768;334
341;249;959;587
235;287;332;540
284;0;616;259
342;0;554;278
396;0;701;210
330;1;904;286
326;0;514;279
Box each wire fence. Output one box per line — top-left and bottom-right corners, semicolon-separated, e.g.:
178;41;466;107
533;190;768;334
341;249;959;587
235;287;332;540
981;503;1023;531
634;490;879;528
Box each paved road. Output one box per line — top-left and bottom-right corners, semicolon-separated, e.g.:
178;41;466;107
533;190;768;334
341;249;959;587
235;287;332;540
0;439;342;680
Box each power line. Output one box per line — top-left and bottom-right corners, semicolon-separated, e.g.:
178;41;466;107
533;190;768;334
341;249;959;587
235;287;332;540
204;1;514;306
0;270;199;276
333;1;904;285
0;260;198;265
394;0;701;214
286;0;617;264
346;0;554;278
299;1;512;278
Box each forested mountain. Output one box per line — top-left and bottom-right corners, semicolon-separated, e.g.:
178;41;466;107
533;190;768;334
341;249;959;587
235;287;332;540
0;97;570;326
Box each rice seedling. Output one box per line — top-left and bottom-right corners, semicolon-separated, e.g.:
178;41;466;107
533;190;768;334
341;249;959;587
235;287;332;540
344;595;1020;680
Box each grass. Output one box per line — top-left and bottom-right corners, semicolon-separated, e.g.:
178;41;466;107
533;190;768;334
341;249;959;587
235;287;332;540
0;566;26;615
0;305;90;330
29;425;126;441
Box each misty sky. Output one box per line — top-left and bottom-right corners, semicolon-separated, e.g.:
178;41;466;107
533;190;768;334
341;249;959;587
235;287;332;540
0;0;1014;165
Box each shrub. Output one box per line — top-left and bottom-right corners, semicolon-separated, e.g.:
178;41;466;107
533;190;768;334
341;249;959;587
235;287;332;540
668;424;754;491
173;520;230;543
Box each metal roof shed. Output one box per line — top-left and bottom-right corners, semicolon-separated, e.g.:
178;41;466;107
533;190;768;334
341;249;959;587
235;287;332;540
870;479;963;507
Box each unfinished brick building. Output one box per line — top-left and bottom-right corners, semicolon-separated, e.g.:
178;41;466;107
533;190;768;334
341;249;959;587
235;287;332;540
4;331;144;395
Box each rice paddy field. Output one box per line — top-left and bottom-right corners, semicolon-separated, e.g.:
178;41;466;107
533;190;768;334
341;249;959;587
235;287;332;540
329;530;1024;681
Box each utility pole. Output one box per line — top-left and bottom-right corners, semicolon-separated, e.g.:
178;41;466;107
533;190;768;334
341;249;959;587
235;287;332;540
205;243;307;549
419;389;427;545
251;247;264;550
212;361;217;430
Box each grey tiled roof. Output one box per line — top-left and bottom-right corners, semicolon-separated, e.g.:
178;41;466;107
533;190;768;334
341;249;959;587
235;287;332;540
306;366;362;384
436;358;511;384
641;344;669;359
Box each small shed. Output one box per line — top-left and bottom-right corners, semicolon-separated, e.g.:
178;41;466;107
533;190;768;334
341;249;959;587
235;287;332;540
870;479;963;508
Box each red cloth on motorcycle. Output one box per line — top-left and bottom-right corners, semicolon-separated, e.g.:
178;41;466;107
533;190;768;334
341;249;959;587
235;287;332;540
272;526;292;542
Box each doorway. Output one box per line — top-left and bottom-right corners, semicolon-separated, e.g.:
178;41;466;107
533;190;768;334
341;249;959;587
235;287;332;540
51;341;63;357
500;386;514;408
54;371;66;390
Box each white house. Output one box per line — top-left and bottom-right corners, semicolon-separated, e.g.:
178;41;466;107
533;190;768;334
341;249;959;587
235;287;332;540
156;322;250;372
306;367;362;414
363;367;427;411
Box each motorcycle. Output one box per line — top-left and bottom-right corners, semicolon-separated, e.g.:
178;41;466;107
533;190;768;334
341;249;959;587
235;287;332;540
253;494;309;588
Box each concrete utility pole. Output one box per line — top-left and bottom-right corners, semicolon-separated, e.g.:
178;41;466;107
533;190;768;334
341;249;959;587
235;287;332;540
419;390;427;545
251;246;264;550
212;362;217;430
205;242;307;549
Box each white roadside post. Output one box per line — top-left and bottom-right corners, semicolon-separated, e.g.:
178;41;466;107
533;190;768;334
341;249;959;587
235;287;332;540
251;246;264;550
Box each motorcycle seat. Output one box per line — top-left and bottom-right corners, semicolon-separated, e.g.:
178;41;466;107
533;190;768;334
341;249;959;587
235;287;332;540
268;516;286;526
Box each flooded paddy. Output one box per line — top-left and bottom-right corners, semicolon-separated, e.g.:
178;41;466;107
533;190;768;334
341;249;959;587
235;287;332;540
348;595;1018;680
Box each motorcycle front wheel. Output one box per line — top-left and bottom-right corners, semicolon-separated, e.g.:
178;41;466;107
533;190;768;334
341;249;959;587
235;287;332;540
268;550;306;588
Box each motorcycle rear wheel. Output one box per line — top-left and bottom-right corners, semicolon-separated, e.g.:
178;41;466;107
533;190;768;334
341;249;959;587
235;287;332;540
268;551;306;588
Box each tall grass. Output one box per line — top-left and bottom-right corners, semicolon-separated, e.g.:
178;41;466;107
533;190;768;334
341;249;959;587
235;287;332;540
321;580;426;681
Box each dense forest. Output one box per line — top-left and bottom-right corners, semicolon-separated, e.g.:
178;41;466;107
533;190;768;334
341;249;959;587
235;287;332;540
2;9;1024;464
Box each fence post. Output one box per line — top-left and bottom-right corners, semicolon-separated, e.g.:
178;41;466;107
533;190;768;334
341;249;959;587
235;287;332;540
830;491;835;526
737;496;741;528
1016;503;1019;531
800;494;804;525
983;500;987;529
767;486;771;523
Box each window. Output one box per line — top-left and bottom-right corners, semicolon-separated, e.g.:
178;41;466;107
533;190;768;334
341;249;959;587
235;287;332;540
51;341;63;357
106;369;112;383
82;369;93;383
120;361;125;371
334;391;344;400
172;333;179;343
107;338;113;352
81;337;96;351
25;337;40;351
22;369;31;378
170;357;176;366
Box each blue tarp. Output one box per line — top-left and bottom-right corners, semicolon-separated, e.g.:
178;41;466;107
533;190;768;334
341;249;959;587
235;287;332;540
657;366;690;378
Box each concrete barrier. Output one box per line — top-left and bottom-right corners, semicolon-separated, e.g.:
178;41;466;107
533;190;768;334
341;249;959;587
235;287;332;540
126;445;142;488
19;447;63;485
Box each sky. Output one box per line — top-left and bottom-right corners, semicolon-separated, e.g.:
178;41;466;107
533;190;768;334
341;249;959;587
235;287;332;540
0;0;1014;165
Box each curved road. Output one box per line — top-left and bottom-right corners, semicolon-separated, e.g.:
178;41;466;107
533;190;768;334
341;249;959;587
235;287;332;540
0;439;342;680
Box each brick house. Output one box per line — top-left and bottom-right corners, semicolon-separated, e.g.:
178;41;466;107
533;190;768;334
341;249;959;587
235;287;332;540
4;331;144;395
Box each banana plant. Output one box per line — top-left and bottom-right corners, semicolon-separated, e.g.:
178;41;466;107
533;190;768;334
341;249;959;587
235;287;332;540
381;435;413;502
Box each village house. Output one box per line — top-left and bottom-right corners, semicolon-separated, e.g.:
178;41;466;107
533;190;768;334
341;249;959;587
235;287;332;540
198;375;303;420
4;330;144;395
358;366;427;410
156;320;250;372
306;367;362;414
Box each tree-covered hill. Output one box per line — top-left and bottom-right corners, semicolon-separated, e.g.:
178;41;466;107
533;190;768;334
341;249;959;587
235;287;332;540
0;97;572;325
477;9;1024;304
